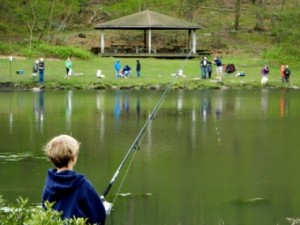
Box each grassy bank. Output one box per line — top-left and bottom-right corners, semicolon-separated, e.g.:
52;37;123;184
0;55;299;90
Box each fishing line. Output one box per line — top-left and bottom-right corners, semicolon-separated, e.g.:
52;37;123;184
111;149;138;206
102;50;194;204
214;93;222;146
215;122;222;146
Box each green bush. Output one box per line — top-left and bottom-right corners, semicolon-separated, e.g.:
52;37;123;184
263;46;300;66
35;44;91;59
0;43;91;60
0;196;92;225
0;43;15;54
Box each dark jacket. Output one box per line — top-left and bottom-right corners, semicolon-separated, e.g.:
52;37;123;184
136;61;141;71
32;63;38;73
42;169;106;225
284;68;291;77
38;61;45;71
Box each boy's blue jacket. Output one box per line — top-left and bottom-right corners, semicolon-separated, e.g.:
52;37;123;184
42;169;106;225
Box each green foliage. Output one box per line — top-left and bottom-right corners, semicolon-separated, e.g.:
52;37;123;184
263;45;300;66
0;42;91;59
270;9;300;45
264;8;300;65
34;44;92;59
0;196;90;225
0;43;15;54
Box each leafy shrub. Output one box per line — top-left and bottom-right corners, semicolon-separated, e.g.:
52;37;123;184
0;43;91;60
35;44;91;59
263;46;300;66
0;43;15;54
0;196;91;225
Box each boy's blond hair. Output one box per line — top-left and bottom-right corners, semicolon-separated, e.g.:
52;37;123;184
44;135;80;168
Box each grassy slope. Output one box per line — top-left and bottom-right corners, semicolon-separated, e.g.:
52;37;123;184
55;1;263;52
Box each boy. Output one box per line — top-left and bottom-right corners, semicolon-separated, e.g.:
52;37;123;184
65;57;73;79
283;65;291;83
42;134;109;225
38;58;45;84
214;56;223;80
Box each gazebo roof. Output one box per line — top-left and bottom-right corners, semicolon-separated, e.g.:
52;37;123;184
95;10;202;30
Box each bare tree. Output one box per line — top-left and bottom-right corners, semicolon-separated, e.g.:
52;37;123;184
27;0;36;50
254;0;265;31
234;0;241;30
47;0;56;44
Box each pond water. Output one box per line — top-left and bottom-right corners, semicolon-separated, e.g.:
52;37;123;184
0;89;300;225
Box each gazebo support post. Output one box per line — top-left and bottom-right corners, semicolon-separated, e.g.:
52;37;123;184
188;30;192;50
100;29;105;54
143;30;147;48
191;29;197;54
148;29;152;54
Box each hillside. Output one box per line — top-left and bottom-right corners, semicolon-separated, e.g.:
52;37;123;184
60;0;271;55
0;0;299;64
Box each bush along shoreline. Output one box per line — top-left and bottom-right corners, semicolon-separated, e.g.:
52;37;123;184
0;196;89;225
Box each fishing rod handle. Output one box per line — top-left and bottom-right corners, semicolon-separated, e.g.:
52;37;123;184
102;182;113;198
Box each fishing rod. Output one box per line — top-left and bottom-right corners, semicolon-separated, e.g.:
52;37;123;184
102;51;193;200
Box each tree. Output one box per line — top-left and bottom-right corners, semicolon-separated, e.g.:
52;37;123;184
254;0;265;31
234;0;241;30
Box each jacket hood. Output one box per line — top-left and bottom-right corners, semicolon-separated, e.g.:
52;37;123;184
44;169;85;200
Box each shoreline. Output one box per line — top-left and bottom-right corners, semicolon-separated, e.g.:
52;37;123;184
1;80;299;91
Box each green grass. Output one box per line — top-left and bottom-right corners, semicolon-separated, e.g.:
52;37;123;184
0;55;299;90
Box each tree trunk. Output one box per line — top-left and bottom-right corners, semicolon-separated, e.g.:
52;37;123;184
234;0;241;30
47;0;55;44
28;0;36;50
254;0;265;31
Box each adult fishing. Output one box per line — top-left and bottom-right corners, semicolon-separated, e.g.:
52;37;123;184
101;51;193;212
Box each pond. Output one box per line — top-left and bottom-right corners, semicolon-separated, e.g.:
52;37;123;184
0;89;300;225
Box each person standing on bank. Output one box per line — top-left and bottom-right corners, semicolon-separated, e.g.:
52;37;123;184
32;59;39;80
280;65;285;83
261;65;269;85
136;60;141;77
207;61;212;79
114;60;121;78
214;56;223;80
200;56;208;79
65;57;73;79
42;134;109;225
283;65;291;84
38;58;45;85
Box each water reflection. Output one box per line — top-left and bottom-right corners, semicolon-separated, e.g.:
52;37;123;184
114;92;121;121
33;90;44;132
1;89;300;225
114;91;142;121
215;90;223;119
136;95;141;119
66;90;72;131
261;89;269;116
96;91;105;142
201;90;212;122
176;90;183;131
3;89;295;136
9;93;13;134
280;89;289;118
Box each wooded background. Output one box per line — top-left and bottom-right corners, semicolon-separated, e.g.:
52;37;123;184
0;0;299;64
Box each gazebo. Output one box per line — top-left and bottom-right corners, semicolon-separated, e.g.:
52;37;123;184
94;10;202;55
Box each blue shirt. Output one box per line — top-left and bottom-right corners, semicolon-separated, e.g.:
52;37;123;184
214;58;222;66
42;169;106;225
